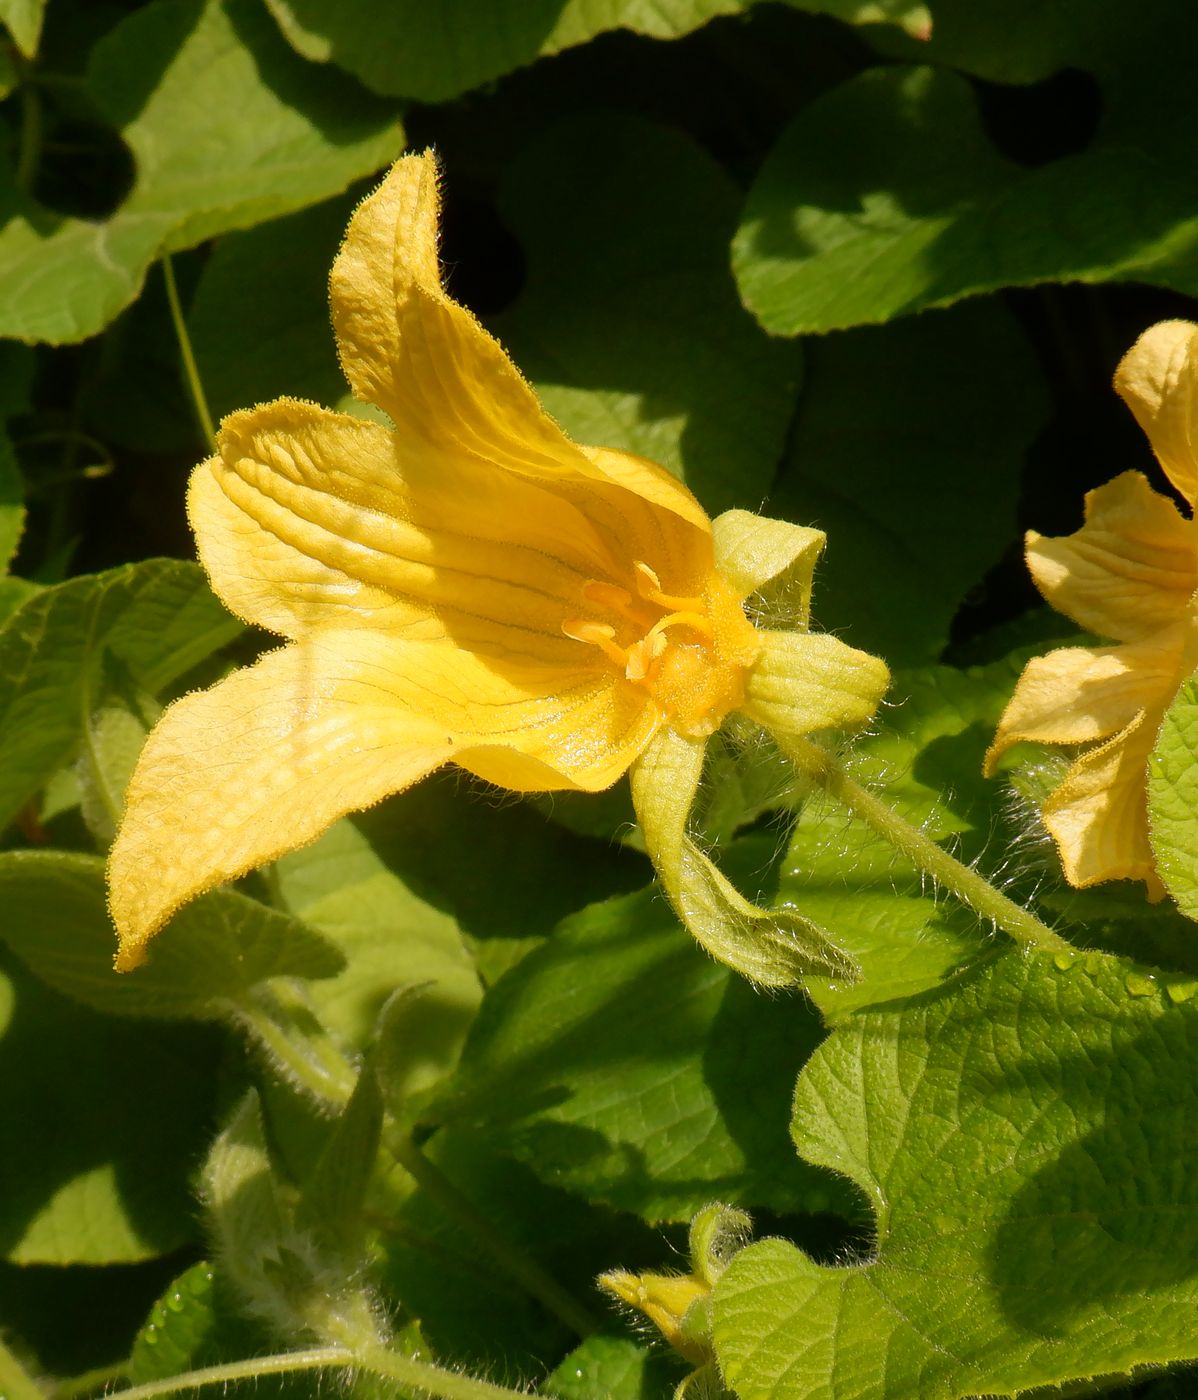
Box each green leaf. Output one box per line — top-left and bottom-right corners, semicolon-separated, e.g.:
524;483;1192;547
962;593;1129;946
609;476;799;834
546;1332;686;1398
262;0;747;102
0;850;344;1020
1148;674;1198;919
190;195;359;424
0;948;217;1263
377;1126;660;1376
0;0;46;56
732;62;1198;336
0;0;404;345
770;297;1047;663
271;812;483;1096
0;425;23;574
438;878;858;1223
780;656;1029;1018
0;558;241;834
789;0;928;32
712;948;1198;1399
493;112;801;516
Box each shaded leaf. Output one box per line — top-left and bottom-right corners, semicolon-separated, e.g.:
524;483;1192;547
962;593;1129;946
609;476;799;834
770;297;1047;663
438;877;857;1223
0;850;344;1020
0;948;216;1263
494;111;801;516
262;0;747;102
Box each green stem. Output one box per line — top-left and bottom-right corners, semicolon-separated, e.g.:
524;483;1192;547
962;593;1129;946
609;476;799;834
385;1128;601;1340
94;1343;531;1400
0;1334;47;1400
51;1360;127;1399
782;736;1073;956
161;254;216;452
231;987;599;1340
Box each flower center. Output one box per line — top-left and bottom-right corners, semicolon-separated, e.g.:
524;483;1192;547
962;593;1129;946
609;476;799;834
562;561;760;737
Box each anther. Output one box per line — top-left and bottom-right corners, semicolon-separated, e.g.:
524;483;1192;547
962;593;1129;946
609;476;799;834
581;580;634;611
562;618;631;671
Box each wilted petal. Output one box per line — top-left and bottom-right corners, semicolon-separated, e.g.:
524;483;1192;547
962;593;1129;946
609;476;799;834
1114;320;1198;507
629;725;856;987
984;629;1187;775
712;509;826;626
743;631;890;738
1042;710;1164;889
1026;472;1197;643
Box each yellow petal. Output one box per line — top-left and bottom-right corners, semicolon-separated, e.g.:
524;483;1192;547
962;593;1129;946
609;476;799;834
984;631;1185;775
196;397;630;658
111;632;658;964
629;724;856;987
742;631;890;738
1042;709;1163;888
109;643;454;968
1025;471;1197;643
711;509;826;625
1114;320;1198;507
330;153;710;536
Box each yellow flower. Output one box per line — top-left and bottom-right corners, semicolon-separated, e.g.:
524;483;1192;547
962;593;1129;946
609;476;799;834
108;152;888;977
986;320;1198;893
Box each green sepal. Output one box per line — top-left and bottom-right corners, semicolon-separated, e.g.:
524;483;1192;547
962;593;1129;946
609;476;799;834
629;724;857;988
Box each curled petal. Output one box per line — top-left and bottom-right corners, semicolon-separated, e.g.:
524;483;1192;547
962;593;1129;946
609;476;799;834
629;725;856;987
984;630;1187;775
1043;709;1166;890
742;631;890;739
712;509;826;625
1026;472;1197;643
1114;320;1198;508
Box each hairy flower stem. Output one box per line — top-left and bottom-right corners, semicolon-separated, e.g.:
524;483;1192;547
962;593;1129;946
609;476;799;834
93;1343;532;1400
781;736;1073;956
161;253;217;452
231;984;598;1339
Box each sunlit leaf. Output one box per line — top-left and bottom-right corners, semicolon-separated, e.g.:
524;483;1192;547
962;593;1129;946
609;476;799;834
713;948;1198;1398
0;0;403;344
0;559;241;834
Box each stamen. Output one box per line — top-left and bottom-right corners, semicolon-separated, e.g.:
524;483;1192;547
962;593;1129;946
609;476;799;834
633;560;707;613
562;618;631;670
624;632;668;682
581;579;634;611
646;610;715;643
